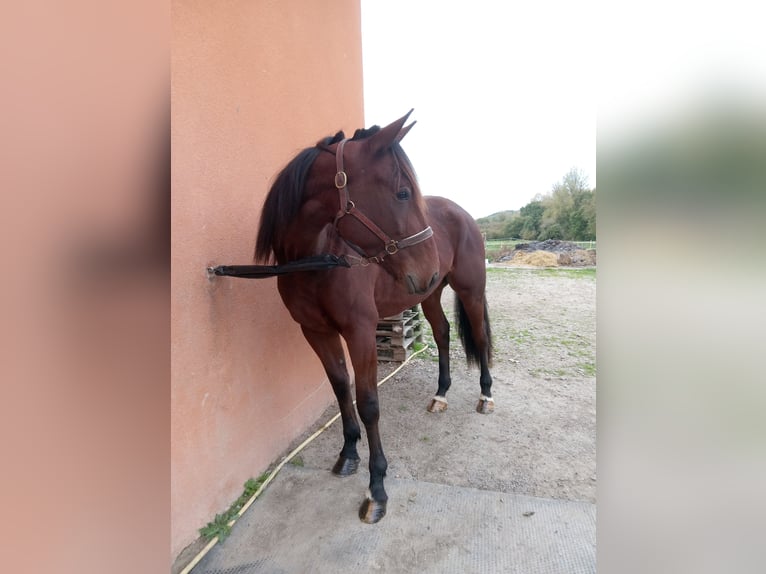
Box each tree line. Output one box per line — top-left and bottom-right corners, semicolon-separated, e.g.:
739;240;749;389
476;168;596;241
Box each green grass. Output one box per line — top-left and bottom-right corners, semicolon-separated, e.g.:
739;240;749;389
579;362;597;376
413;316;455;363
530;367;569;378
543;335;591;358
522;331;595;379
485;267;522;278
199;513;231;542
484;239;596;250
530;358;596;379
508;328;533;344
485;239;526;250
486;267;595;280
529;267;596;279
199;472;270;542
412;328;438;362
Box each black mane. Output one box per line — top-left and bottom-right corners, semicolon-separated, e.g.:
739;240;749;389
254;143;324;263
352;125;380;140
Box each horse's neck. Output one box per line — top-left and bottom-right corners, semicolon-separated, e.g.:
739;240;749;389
281;201;337;261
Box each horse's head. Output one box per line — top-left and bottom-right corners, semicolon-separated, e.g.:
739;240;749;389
255;111;440;294
328;111;440;294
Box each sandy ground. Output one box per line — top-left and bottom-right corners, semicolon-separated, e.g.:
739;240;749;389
295;266;596;503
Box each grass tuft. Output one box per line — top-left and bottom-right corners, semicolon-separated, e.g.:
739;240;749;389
198;472;270;542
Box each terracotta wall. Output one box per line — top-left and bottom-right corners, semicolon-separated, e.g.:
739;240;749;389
171;0;363;560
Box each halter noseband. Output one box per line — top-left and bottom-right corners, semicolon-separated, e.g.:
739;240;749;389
332;138;433;264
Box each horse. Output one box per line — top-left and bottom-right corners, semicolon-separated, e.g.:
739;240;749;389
254;110;493;523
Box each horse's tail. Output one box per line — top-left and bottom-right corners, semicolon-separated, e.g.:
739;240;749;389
454;295;493;368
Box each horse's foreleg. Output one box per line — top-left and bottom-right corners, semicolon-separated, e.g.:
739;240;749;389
345;328;388;523
301;327;361;476
421;285;451;413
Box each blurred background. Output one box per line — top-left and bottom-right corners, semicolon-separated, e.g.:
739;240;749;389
1;2;168;573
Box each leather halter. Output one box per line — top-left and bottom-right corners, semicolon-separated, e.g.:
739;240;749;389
332;138;433;265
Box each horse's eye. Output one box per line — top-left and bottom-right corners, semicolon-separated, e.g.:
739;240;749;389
396;188;411;201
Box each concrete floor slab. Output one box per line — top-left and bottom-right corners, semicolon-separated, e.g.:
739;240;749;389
194;465;595;574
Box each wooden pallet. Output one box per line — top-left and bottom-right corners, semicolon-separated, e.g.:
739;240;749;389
376;306;423;362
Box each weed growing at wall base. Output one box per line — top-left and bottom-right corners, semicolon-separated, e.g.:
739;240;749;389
199;473;270;542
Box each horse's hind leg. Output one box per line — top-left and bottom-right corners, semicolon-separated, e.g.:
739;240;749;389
454;289;495;414
301;327;361;476
420;282;451;413
473;298;494;414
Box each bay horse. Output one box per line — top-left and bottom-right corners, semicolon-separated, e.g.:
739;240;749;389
254;110;493;523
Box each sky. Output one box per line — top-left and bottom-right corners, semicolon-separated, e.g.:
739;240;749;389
360;1;596;219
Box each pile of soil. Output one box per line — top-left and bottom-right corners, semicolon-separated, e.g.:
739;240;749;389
509;250;559;267
497;240;596;267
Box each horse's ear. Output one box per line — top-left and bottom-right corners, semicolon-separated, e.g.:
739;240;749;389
365;109;414;154
395;121;416;143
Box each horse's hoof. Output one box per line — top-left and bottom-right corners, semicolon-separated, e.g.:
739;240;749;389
332;456;360;477
476;396;495;414
427;396;448;413
359;496;387;523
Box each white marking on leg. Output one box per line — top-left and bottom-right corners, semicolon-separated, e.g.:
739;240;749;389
479;395;494;402
431;395;448;404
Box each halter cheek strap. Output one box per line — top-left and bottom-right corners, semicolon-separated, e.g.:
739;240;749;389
334;138;351;217
333;138;433;264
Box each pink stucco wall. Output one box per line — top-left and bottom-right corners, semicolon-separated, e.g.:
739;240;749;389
171;0;364;560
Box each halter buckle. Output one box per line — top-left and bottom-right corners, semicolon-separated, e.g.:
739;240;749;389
385;241;399;255
334;171;348;189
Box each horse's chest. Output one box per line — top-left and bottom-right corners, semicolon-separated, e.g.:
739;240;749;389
276;277;334;329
